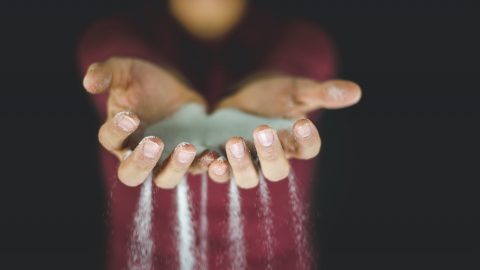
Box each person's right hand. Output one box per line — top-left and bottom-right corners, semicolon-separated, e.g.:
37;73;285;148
83;57;207;188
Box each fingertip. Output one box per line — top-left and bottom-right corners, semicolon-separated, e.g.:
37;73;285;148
83;63;112;94
323;80;362;107
98;112;141;155
176;141;197;152
141;136;165;161
225;137;259;189
341;80;362;104
253;124;272;134
199;150;219;167
253;125;276;151
226;136;245;146
113;111;140;133
253;126;290;182
293;118;314;139
174;142;197;165
263;166;290;182
191;150;219;175
351;82;362;104
208;157;230;183
292;118;321;159
118;175;143;187
153;142;195;189
117;136;163;187
226;136;247;160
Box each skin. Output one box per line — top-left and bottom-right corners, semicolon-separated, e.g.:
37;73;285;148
84;57;205;188
169;0;247;40
83;57;361;189
82;0;362;189
219;77;360;188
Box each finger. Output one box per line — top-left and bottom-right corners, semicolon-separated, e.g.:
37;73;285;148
253;125;290;181
279;119;321;160
83;57;133;94
189;150;219;175
208;157;230;183
154;143;196;189
294;79;362;111
98;111;140;159
225;137;259;189
118;136;164;187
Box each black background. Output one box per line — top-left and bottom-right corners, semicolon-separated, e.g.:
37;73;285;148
1;0;479;269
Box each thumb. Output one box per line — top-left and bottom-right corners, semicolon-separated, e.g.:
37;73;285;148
295;79;362;111
83;57;134;94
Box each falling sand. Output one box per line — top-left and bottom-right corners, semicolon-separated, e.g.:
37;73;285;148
176;177;196;270
288;171;311;268
258;173;275;270
199;173;209;270
128;173;154;270
228;179;247;270
127;165;310;269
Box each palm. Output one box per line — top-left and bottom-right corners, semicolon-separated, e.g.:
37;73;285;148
102;58;205;124
225;77;308;118
217;76;361;119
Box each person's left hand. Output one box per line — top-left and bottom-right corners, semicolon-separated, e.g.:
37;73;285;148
210;76;362;188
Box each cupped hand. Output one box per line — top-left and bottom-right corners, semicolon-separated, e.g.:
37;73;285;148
209;76;362;188
83;57;207;188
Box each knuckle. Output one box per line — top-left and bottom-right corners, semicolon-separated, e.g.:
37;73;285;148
258;150;278;161
133;157;156;170
230;159;251;171
170;164;188;173
253;124;271;133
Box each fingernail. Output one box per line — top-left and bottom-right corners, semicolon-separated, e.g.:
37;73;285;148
256;129;274;147
213;164;226;176
115;112;137;132
327;86;344;101
177;149;195;164
143;140;161;159
295;123;312;138
230;142;245;159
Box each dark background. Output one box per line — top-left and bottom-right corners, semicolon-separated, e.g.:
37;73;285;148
1;0;479;269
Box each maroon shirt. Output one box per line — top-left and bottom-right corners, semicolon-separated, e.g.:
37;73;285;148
77;6;336;270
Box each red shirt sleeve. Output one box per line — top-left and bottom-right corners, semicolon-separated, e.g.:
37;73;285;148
76;15;164;120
